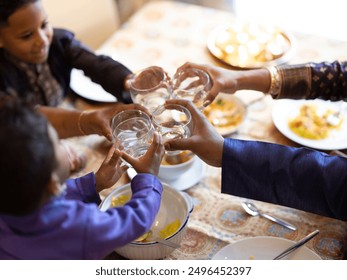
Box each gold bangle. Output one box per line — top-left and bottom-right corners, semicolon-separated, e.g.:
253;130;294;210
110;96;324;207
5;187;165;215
77;111;87;135
267;66;281;97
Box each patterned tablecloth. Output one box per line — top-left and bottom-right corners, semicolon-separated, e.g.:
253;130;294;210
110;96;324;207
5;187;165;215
67;1;347;260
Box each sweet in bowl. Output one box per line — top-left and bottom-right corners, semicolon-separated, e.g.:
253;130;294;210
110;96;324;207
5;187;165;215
99;182;193;259
158;151;196;182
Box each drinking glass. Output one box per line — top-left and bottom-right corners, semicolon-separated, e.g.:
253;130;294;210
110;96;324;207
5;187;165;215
111;110;154;158
172;68;211;110
152;104;192;155
129;66;172;112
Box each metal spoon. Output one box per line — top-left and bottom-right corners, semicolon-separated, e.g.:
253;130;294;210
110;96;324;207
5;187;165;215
241;202;297;231
273;229;320;260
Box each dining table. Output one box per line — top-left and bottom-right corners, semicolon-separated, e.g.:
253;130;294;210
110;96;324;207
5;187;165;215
64;0;347;260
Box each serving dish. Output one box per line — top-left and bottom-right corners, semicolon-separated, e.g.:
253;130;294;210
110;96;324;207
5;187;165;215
99;183;193;259
204;93;246;136
207;23;295;69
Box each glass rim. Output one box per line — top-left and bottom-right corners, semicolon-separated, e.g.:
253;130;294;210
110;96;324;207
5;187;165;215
151;104;192;127
129;67;169;92
173;68;211;90
111;109;152;130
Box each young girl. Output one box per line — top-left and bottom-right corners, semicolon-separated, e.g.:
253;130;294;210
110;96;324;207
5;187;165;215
0;96;165;259
0;0;141;173
0;0;133;106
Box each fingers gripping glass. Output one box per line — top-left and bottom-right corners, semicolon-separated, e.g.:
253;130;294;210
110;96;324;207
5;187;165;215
129;66;172;112
111;110;154;166
152;104;192;156
172;68;211;110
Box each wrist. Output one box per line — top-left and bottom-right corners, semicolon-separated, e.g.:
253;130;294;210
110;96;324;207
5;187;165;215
237;68;271;93
77;111;87;136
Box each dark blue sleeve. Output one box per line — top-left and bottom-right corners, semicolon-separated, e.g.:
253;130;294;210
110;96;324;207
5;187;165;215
221;138;347;220
65;172;101;205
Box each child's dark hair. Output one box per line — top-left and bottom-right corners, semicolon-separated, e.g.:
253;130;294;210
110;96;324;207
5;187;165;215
0;94;56;215
0;0;38;27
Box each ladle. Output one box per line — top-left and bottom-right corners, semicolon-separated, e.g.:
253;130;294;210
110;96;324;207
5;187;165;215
241;202;297;231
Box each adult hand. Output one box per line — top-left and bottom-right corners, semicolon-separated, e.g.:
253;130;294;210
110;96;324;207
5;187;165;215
175;62;239;106
80;103;150;141
121;132;165;175
164;99;224;167
95;144;128;192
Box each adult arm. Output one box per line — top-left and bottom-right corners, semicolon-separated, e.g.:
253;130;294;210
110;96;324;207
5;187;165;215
176;61;347;104
38;103;150;140
221;138;347;221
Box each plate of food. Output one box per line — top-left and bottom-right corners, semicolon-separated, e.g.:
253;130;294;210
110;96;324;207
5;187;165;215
212;236;321;260
204;93;246;136
272;99;347;150
207;23;295;69
70;69;117;102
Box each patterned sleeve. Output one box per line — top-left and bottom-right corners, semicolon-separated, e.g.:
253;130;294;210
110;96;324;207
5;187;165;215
275;61;347;101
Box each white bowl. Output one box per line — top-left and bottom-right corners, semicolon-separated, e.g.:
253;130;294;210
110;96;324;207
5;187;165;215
158;152;196;182
99;182;193;259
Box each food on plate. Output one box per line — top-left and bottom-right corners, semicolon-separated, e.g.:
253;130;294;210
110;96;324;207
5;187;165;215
204;98;244;132
211;22;291;68
288;104;342;140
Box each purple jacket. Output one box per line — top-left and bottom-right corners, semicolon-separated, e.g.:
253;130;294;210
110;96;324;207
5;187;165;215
0;173;162;259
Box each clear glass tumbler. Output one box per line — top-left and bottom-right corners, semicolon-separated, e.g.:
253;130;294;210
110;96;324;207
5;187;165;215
129;66;173;112
172;68;211;110
111;110;154;158
152;104;192;156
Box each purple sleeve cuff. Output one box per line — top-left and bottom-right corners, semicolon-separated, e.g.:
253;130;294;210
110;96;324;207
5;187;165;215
65;172;101;204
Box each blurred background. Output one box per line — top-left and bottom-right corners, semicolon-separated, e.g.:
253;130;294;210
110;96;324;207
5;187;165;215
42;0;345;50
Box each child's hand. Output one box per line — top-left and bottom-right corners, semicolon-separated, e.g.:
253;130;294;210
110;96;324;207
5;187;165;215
95;144;128;192
121;132;165;175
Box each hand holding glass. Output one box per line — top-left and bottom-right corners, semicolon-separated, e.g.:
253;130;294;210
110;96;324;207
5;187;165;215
129;66;172;112
111;110;154;159
173;68;211;109
152;104;192;155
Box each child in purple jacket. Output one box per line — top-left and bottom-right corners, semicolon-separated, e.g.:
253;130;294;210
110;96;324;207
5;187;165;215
0;96;165;259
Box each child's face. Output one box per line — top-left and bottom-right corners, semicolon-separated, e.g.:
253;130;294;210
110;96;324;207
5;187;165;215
0;1;53;64
48;125;70;185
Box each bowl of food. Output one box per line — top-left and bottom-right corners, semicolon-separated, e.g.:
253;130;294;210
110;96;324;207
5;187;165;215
204;94;246;136
99;182;193;259
158;151;196;182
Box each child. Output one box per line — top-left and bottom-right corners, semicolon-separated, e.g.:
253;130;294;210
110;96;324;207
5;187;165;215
0;96;165;259
0;0;133;106
0;0;141;173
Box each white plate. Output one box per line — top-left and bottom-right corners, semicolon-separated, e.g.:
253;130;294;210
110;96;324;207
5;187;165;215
70;69;117;102
272;99;347;150
212;236;321;260
127;157;205;191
